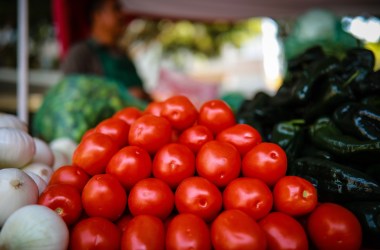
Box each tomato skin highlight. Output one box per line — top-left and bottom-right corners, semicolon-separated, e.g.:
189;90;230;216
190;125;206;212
161;95;198;131
121;215;165;250
95;118;130;147
73;132;119;176
128;114;172;154
106;146;152;190
128;178;174;220
211;209;267;250
153;143;195;189
49;165;90;192
196;140;241;188
82;174;127;221
144;101;164;117
175;176;222;222
166;213;211;250
198;99;236;134
38;184;82;225
217;124;262;155
178;125;214;153
113;107;142;126
242;142;287;186
223;177;273;220
70;217;121;250
273;176;318;216
259;212;309;250
307;203;362;250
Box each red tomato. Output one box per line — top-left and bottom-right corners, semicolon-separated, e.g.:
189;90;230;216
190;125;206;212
273;176;317;216
223;177;273;220
116;214;133;233
82;174;127;221
196;140;241;188
144;101;164;116
166;213;211;250
178;125;214;153
73;133;119;175
217;124;262;155
128;114;172;154
106;146;152;190
38;184;82;225
121;215;165;250
175;176;222;222
198;99;236;134
49;165;89;192
95;118;130;147
81;128;96;141
161;95;198;131
211;209;267;250
128;178;174;220
70;217;121;250
307;203;362;250
153;143;195;189
242;142;287;186
113;107;142;125
259;212;309;250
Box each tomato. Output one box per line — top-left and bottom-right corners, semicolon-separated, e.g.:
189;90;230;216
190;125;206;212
196;140;241;188
70;217;121;250
178;125;214;153
73;133;119;175
166;213;211;250
106;146;152;190
153;143;195;189
128;114;172;154
259;212;309;250
38;184;82;225
211;209;267;250
307;203;362;250
81;128;96;141
198;99;235;134
49;165;89;192
82;174;127;221
121;215;165;250
128;178;174;220
242;142;287;186
217;124;262;155
113;107;142;126
161;95;198;131
273;176;317;216
144;101;164;116
223;177;273;220
95;118;130;147
175;176;222;222
116;214;133;233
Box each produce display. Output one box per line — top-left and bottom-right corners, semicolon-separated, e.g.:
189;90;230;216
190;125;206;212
237;46;380;248
1;91;368;249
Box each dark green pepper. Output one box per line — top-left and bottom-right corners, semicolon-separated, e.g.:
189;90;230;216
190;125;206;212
309;117;380;163
344;202;380;248
271;119;305;148
333;102;380;141
362;95;380;111
288;157;380;202
351;70;380;98
366;164;380;184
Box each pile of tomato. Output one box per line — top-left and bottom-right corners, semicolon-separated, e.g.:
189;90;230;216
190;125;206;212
38;96;363;250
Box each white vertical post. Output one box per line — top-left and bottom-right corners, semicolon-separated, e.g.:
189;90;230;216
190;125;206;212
17;0;29;123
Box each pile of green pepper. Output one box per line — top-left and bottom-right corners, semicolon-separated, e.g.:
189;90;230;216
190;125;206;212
237;46;380;247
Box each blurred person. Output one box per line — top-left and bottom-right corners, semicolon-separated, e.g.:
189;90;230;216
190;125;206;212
61;0;149;99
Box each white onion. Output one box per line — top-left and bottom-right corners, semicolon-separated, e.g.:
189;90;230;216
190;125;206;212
22;163;53;184
0;128;36;168
0;205;69;250
0;113;28;132
0;168;39;226
50;137;77;164
32;138;54;167
24;170;47;195
52;150;70;171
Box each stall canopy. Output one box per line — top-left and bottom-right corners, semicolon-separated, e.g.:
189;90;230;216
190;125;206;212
53;0;380;57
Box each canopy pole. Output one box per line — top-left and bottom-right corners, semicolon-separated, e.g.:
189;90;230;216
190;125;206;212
17;0;29;123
